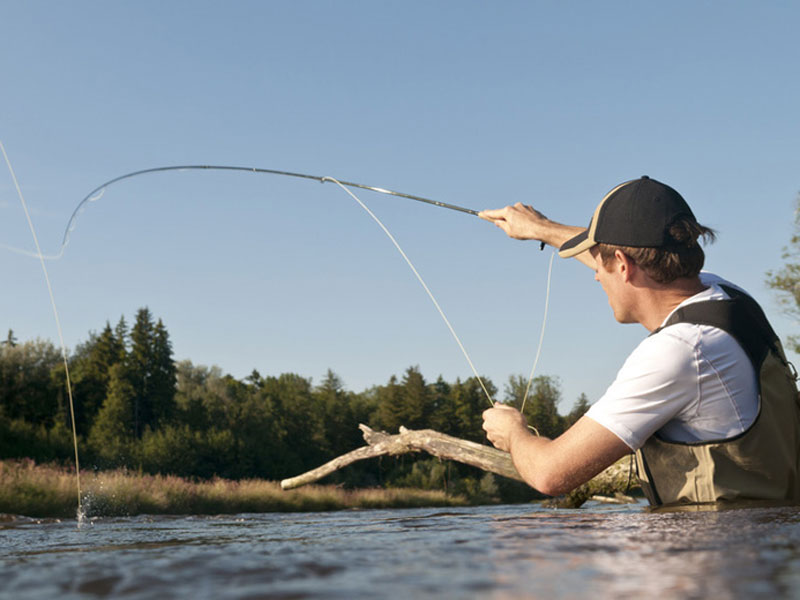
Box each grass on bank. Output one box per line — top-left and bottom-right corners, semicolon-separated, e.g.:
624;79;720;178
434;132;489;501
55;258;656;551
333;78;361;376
0;459;469;519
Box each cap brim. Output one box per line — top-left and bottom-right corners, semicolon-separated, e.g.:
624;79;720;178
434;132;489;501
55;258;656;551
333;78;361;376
558;229;596;258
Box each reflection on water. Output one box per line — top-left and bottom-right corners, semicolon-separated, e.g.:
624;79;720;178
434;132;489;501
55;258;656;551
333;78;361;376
2;501;800;599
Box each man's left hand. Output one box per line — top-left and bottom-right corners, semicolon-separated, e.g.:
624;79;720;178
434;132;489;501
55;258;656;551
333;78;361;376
482;403;530;452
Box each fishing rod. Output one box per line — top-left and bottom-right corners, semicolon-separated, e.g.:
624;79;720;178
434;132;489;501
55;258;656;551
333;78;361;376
62;164;550;255
61;164;480;250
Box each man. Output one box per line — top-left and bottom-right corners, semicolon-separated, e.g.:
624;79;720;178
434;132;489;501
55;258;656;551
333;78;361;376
479;176;800;506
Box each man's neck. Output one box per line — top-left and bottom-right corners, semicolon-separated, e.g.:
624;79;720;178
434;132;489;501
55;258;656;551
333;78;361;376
638;277;708;332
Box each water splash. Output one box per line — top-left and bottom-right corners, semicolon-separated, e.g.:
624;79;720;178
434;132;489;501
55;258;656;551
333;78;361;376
77;500;89;528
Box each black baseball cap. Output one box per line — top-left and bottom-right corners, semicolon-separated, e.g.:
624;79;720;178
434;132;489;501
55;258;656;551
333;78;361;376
558;176;697;258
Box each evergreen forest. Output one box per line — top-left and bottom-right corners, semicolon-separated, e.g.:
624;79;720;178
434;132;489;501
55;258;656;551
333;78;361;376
1;308;591;502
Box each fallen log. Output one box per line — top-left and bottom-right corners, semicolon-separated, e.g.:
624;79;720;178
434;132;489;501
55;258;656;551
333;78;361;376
280;424;638;508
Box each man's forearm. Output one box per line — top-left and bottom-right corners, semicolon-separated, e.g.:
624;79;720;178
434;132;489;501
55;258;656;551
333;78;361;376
506;430;579;496
528;219;595;269
505;417;632;497
517;215;579;247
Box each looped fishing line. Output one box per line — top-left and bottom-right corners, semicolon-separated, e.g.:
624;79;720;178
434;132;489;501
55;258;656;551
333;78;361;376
0;141;83;519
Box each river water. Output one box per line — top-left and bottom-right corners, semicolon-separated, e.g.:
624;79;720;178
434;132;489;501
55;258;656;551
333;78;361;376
2;500;800;599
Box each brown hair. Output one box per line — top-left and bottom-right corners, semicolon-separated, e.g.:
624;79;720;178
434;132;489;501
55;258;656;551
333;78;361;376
597;218;717;284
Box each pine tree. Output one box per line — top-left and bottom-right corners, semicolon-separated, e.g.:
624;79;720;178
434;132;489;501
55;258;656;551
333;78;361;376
114;316;129;356
523;375;564;439
150;319;177;427
374;375;404;432
129;307;155;437
2;329;17;347
400;366;431;429
88;363;135;465
565;393;591;428
315;369;359;457
127;309;175;436
452;376;496;442
428;376;455;433
245;369;263;388
70;322;126;435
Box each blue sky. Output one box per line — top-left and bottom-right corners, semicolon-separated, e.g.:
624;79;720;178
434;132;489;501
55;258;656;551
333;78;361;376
1;1;798;411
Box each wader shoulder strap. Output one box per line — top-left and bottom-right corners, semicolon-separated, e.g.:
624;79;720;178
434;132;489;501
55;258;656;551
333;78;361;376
652;284;778;371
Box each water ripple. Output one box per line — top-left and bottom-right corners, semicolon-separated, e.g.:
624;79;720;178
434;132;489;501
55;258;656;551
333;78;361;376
2;503;800;599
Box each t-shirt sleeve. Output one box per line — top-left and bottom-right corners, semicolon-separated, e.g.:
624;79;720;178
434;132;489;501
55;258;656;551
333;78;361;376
585;330;699;450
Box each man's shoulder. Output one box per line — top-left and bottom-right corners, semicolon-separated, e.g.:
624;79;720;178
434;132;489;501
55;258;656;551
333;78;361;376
623;329;699;378
698;272;749;297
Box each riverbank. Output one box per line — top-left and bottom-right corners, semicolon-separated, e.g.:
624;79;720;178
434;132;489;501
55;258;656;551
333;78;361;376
0;459;469;519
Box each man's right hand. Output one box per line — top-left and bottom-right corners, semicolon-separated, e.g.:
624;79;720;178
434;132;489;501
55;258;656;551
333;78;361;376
478;202;549;241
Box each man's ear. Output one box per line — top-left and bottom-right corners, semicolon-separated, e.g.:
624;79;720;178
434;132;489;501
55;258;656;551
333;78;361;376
614;249;636;282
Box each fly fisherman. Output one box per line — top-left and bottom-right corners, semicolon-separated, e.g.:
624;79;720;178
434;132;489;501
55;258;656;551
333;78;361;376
479;176;800;506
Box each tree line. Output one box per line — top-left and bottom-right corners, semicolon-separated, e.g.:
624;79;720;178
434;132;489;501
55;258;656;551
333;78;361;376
0;308;590;501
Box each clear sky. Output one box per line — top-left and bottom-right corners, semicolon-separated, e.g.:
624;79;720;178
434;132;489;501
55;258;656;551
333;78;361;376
1;1;798;411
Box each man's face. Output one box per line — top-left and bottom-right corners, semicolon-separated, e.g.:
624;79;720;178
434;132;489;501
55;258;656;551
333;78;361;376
590;248;636;324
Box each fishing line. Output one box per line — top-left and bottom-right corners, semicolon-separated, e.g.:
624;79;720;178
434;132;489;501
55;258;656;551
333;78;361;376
323;177;495;407
0;242;61;260
520;249;555;416
0;141;83;517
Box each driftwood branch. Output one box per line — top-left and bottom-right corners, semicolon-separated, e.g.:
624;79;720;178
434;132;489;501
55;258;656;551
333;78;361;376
280;424;520;490
280;424;638;508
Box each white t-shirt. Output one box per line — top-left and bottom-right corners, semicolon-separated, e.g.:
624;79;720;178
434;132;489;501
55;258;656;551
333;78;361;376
585;273;759;450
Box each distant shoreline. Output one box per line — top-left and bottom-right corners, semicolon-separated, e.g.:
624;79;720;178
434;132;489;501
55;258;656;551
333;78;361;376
0;459;471;520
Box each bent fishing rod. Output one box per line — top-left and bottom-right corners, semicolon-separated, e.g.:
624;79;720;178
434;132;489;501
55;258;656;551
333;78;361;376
62;163;546;254
62;165;478;248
